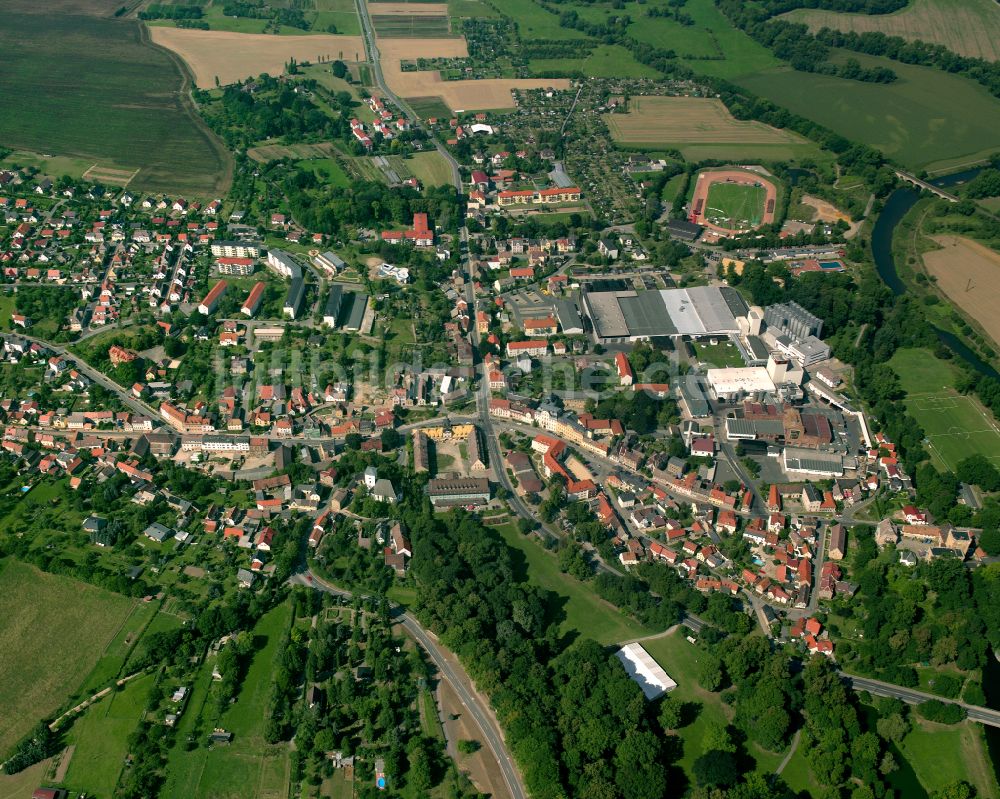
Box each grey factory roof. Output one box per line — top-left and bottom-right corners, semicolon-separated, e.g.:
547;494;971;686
585;285;747;340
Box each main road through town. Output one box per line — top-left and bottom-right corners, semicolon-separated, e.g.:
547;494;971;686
353;0;463;192
290;570;528;799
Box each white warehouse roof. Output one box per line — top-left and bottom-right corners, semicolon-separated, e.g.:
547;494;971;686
615;642;677;700
706;367;776;397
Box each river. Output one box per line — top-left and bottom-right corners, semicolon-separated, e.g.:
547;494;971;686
870;167;1000;380
873;169;1000;779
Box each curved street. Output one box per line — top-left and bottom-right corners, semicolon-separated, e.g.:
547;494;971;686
290;570;528;799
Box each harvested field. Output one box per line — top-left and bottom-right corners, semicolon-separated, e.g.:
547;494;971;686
605;96;817;160
82;165;140;187
924;235;1000;347
372;13;452;36
378;37;569;110
151;27;365;87
690;168;778;235
783;0;1000;62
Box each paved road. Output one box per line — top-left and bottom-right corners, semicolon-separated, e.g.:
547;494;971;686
353;0;462;192
18;332;162;420
841;673;1000;728
718;438;764;510
291;571;528;799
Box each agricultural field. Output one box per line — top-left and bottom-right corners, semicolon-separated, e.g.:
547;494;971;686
407;95;453;119
782;0;1000;62
923;236;1000;348
604;96;822;162
571;0;781;79
492;0;588;39
492;522;653;645
378;37;570;110
0;10;231;197
151;26;365;87
0;559;138;753
371;13;453;37
889;347;1000;471
448;0;498;22
247;141;340;162
529;44;660;79
144;0;363;36
738;50;1000;172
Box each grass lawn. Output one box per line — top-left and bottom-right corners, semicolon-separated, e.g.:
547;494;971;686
400;151;455;187
420;689;446;740
889;347;1000;471
640;631;786;778
529;44;660;79
0;150;97;181
163;602;293;799
78;600;162;696
737;50;1000;171
900;719;999;798
693;340;745;368
382;315;416;344
780;738;821;795
633;0;779;79
0;559;137;753
314;0;362;36
301;157;352;187
0;293;16;329
59;674;155;798
492;522;652;645
494;0;588;39
0;9;231;197
705;182;766;228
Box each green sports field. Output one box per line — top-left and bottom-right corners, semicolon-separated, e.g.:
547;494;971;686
704;182;766;230
905;390;1000;471
889;347;1000;471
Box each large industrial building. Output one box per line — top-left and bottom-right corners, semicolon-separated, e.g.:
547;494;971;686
764;301;822;340
581;283;749;343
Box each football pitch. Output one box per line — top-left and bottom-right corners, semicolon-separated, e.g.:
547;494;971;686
704;182;766;230
905;389;1000;471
